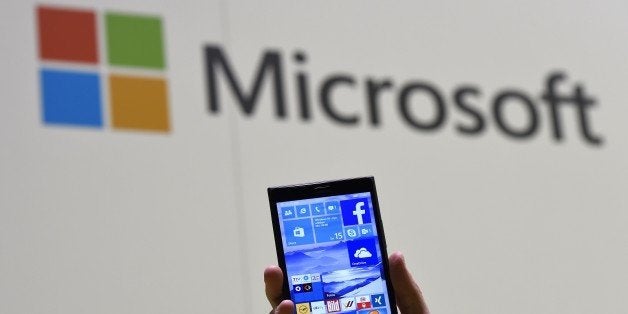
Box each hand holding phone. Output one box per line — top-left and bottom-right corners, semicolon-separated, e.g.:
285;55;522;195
264;251;429;314
267;177;428;314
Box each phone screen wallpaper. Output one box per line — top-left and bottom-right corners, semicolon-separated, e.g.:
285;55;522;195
277;192;392;314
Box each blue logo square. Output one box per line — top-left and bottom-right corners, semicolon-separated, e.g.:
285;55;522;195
295;204;310;218
281;206;296;219
346;237;378;267
283;218;314;246
340;198;372;226
41;69;102;127
310;203;325;216
371;294;387;307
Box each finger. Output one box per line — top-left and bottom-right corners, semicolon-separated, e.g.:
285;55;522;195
389;251;429;314
274;300;294;314
264;265;285;308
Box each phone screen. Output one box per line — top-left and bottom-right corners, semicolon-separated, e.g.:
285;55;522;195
275;191;392;313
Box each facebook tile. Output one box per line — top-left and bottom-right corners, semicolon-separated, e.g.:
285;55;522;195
370;294;387;307
359;224;374;237
283;218;314;246
281;206;296;219
296;204;311;217
324;201;340;215
341;198;372;226
347;238;378;267
311;203;325;216
313;215;344;243
345;226;360;240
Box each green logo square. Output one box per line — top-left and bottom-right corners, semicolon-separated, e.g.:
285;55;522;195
105;12;165;69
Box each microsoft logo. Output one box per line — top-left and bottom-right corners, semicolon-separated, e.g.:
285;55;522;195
37;5;170;132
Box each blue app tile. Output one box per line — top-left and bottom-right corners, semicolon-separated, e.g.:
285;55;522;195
347;237;378;267
341;198;372;226
324;201;340;215
283;218;314;246
311;203;325;216
344;226;360;240
41;68;102;127
313;215;344;243
293;283;312;294
292;281;324;303
358;224;374;238
295;204;310;217
371;294;386;307
281;206;296;219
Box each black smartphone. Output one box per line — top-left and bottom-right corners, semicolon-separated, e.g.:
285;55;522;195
268;177;397;314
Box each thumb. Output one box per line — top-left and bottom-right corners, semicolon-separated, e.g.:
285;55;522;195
389;251;429;314
273;300;294;314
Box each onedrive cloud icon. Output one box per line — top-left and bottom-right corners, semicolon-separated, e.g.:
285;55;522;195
354;247;373;259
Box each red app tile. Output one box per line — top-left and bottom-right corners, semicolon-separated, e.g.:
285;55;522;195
37;6;98;63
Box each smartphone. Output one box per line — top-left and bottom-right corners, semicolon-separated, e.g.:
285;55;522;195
268;177;397;314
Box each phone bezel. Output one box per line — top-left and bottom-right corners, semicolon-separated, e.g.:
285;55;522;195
267;176;398;313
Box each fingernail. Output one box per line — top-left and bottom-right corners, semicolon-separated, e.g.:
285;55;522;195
397;251;405;262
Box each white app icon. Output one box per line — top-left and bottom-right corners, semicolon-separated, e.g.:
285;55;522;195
292;274;312;284
354;247;373;258
291;275;302;285
347;229;357;238
340;297;356;311
353;201;366;224
310;273;321;282
310;301;326;314
373;295;384;306
293;227;305;238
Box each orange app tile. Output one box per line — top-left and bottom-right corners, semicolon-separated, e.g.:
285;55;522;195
109;75;170;132
38;6;98;63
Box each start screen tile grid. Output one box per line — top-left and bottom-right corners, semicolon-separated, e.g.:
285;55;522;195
277;193;391;314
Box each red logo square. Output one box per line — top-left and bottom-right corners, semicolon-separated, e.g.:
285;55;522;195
37;6;98;63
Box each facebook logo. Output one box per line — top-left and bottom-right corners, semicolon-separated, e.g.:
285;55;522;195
340;198;372;226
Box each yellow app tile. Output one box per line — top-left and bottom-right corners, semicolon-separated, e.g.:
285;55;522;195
296;303;310;314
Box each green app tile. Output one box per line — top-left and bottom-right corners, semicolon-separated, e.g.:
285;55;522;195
106;12;165;69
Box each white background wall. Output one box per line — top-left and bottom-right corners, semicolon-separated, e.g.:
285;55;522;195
1;1;627;313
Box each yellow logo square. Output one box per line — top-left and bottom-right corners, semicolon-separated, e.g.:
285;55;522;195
109;74;169;132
